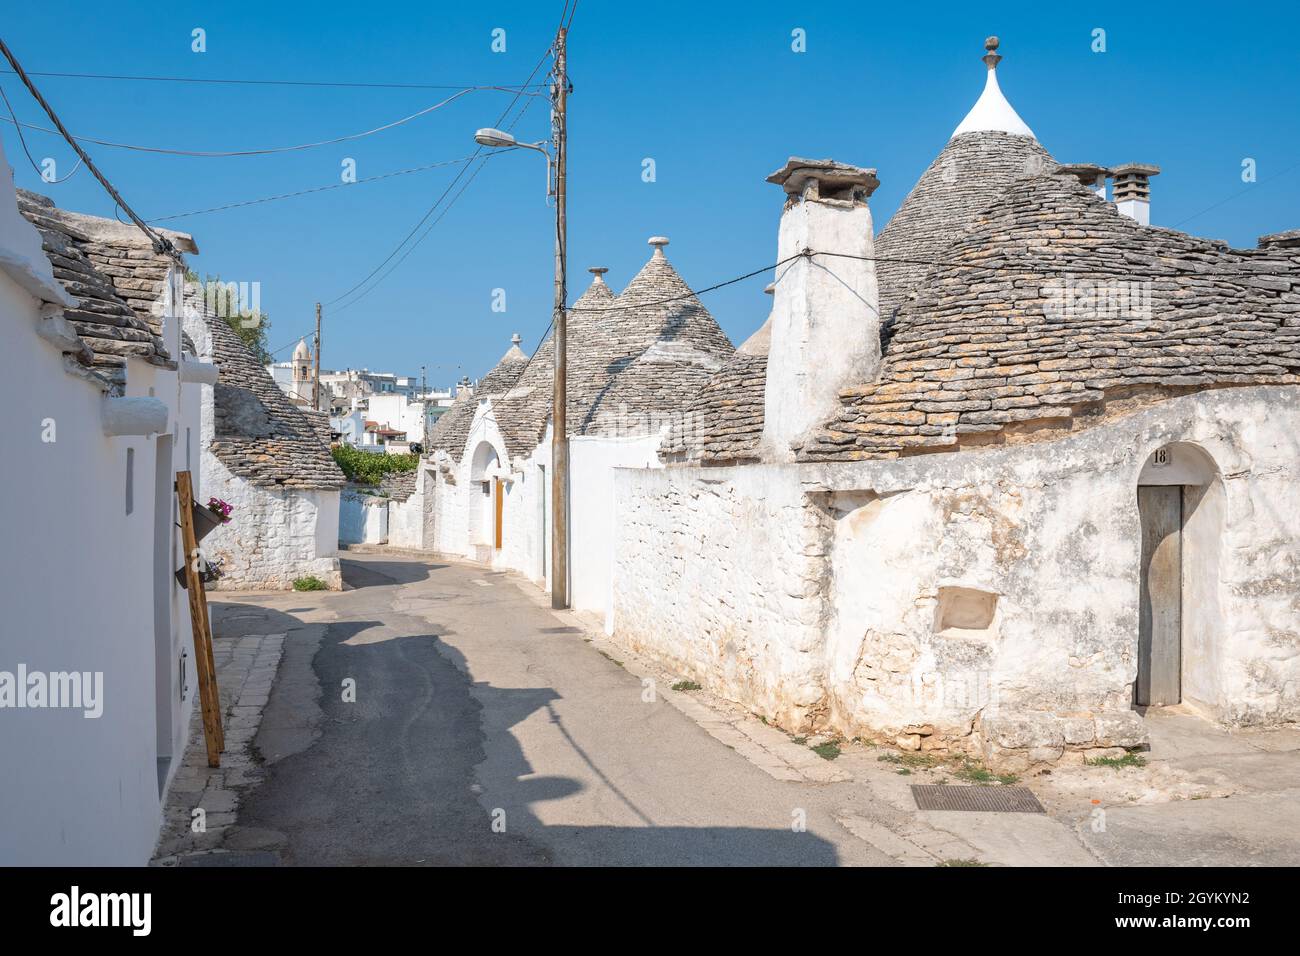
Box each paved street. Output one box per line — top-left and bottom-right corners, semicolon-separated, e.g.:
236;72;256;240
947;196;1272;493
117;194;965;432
153;551;1300;868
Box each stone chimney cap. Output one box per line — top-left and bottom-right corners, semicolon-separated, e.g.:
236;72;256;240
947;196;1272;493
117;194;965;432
766;157;880;198
1258;229;1300;250
1059;162;1111;180
588;266;609;277
1111;162;1161;178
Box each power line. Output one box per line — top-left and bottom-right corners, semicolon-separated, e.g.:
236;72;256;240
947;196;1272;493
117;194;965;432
0;35;174;255
0;68;545;92
0;86;498;157
322;40;555;311
145;153;492;223
0;80;82;182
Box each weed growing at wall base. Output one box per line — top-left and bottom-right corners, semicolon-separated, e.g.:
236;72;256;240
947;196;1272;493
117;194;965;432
293;576;328;591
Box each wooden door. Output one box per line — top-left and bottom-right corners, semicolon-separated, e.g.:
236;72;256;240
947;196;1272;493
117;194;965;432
494;479;504;550
1137;485;1182;706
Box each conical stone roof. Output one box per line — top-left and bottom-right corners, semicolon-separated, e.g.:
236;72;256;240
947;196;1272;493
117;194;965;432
489;241;734;457
426;335;531;461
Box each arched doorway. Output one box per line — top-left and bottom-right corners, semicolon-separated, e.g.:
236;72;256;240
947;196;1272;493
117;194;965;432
1135;442;1223;713
468;440;503;555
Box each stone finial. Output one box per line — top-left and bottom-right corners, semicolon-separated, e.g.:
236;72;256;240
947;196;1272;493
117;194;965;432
648;237;669;257
511;332;522;346
589;266;610;282
766;157;879;203
983;36;1002;70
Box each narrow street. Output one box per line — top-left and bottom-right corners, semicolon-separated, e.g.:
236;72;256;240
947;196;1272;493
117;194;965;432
152;551;1300;868
161;553;892;866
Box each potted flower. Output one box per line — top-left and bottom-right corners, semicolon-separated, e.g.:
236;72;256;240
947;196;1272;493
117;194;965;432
175;554;223;589
192;497;233;542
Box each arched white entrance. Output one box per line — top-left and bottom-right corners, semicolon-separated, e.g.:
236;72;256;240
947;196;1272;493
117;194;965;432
468;440;503;554
1135;441;1223;714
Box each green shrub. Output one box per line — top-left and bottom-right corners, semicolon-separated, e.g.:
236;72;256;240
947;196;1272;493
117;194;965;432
332;444;419;485
292;576;328;591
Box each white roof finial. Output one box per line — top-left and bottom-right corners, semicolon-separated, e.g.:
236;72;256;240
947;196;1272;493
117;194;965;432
952;36;1035;140
648;236;669;258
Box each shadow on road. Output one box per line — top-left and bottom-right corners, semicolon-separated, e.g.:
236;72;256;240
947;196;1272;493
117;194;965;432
218;560;840;866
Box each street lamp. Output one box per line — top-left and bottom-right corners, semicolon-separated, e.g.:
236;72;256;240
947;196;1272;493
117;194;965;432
474;128;553;195
471;28;570;610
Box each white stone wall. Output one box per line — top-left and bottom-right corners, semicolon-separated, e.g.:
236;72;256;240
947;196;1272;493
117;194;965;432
420;406;665;616
340;489;389;545
0;273;200;864
610;386;1300;767
198;448;341;590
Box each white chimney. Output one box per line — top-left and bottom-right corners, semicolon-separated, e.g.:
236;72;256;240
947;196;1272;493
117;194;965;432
761;157;881;460
1112;162;1160;225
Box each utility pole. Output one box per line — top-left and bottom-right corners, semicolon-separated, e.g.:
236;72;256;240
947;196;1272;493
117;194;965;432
551;26;569;610
313;302;322;411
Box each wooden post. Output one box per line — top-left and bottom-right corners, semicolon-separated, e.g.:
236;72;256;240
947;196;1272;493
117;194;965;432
176;470;223;767
551;25;570;609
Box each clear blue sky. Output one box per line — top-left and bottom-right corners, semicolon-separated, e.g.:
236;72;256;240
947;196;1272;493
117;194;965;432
3;1;1297;384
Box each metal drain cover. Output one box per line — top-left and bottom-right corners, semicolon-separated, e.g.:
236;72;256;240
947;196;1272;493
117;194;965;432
911;784;1045;813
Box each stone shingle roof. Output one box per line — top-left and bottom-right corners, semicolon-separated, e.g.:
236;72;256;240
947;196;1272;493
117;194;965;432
425;340;530;462
17;190;185;392
489;246;734;459
379;468;418;501
662;316;770;462
875;131;1056;322
204;312;346;490
668;130;1054;463
799;173;1300;460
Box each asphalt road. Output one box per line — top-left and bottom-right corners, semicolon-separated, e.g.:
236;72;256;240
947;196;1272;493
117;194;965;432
232;553;888;866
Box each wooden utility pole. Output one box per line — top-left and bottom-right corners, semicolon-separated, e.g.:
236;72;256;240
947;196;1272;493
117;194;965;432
551;26;569;609
313;301;322;411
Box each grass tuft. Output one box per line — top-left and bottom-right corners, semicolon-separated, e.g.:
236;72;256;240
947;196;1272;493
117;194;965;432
292;576;328;591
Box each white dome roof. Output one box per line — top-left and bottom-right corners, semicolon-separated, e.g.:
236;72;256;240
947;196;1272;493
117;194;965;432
951;38;1035;140
293;338;311;361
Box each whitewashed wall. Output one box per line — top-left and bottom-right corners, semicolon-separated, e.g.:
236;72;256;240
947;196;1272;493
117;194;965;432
424;406;664;616
340;489;389;546
0;270;200;864
610;386;1300;768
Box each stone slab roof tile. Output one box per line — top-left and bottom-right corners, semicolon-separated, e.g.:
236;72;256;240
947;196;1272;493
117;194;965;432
17;190;181;392
799;173;1300;461
204;310;346;490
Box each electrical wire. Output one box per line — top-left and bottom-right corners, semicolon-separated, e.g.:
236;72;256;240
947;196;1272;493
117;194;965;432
0;68;544;92
0;86;493;157
0;79;81;182
0;35;174;255
145;153;491;223
322;40;556;311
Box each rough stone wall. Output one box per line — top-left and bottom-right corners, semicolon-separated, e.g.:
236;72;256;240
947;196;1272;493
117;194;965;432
201;449;342;589
610;385;1300;769
611;463;832;729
